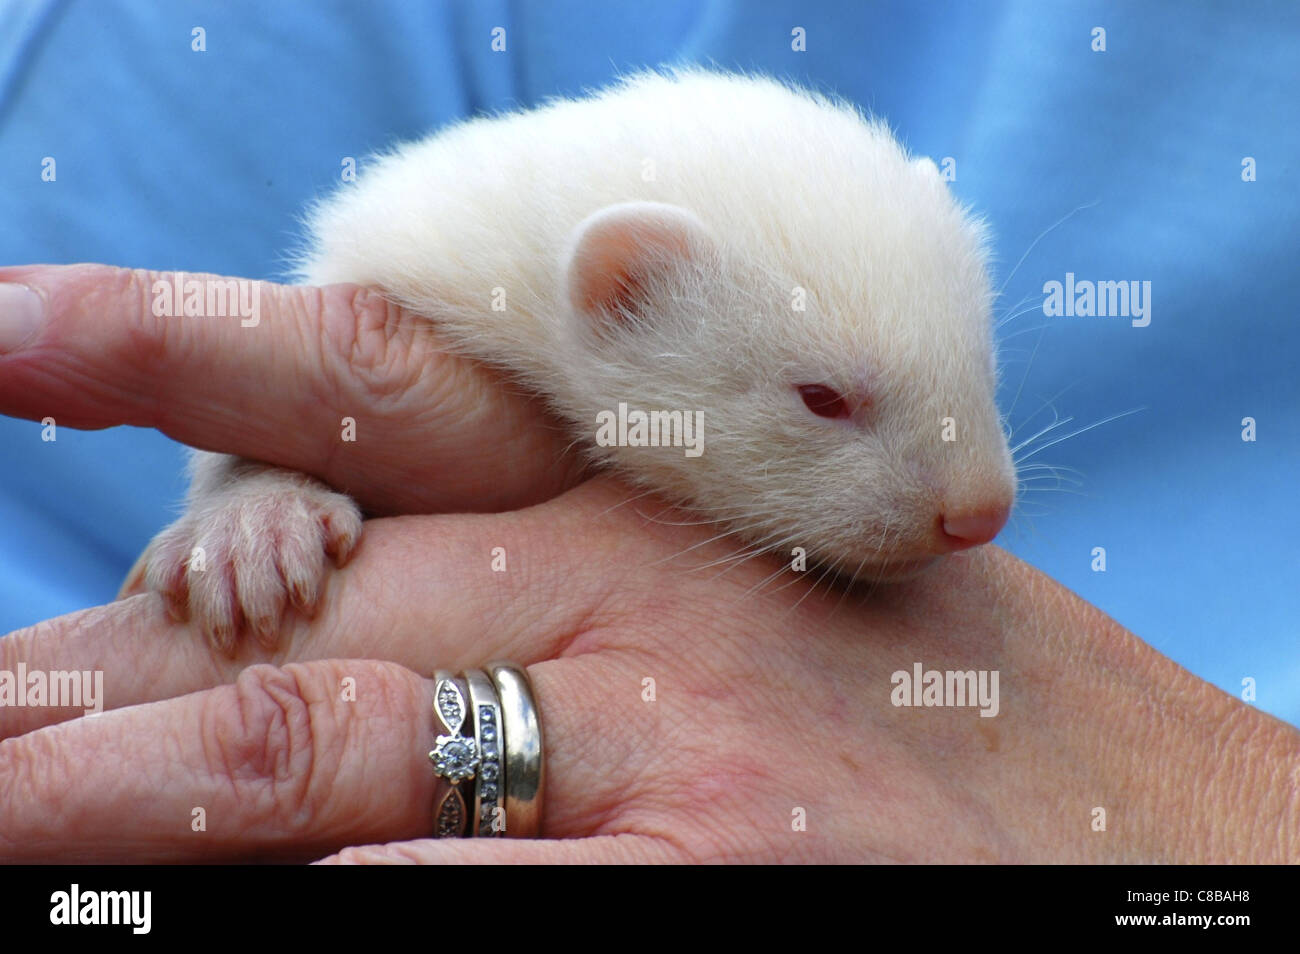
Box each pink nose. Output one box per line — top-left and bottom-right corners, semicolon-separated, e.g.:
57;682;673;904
939;505;1010;551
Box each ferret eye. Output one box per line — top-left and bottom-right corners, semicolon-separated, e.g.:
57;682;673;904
797;384;850;420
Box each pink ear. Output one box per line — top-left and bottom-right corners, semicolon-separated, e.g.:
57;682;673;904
563;202;711;330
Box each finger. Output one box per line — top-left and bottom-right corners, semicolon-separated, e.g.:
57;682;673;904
0;660;434;861
0;480;675;740
0;656;657;862
319;834;682;864
0;264;585;513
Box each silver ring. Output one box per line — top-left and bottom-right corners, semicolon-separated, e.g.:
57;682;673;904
428;662;544;838
488;661;545;838
464;668;505;837
429;670;476;838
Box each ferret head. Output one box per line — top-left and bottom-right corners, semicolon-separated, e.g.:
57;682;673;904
559;165;1015;582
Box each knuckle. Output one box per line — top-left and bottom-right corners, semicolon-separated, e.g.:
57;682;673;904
317;284;434;411
203;664;341;830
0;730;68;852
0;622;56;738
117;267;179;372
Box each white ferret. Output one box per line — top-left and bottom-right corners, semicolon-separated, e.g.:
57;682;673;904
139;69;1017;650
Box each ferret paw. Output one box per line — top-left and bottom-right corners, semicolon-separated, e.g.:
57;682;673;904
141;483;363;654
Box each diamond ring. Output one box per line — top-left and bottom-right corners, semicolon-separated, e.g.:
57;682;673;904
429;663;544;838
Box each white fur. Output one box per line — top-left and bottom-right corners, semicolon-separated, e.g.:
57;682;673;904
299;68;1014;565
153;69;1015;646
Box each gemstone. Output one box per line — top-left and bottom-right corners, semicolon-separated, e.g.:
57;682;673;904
481;723;496;742
481;782;498;800
436;680;466;732
482;761;499;781
428;735;480;782
483;741;498;759
435;788;465;837
479;707;494;724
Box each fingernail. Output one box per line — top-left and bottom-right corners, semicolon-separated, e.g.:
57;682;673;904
0;283;45;353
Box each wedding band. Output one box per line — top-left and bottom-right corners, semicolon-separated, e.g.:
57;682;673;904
488;661;544;838
464;669;505;836
428;662;544;839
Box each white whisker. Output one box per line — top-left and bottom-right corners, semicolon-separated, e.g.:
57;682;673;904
996;200;1100;297
1014;407;1146;466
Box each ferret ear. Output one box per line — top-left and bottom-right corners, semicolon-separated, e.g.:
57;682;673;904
562;202;712;333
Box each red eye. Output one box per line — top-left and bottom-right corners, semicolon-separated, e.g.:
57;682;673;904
797;384;850;420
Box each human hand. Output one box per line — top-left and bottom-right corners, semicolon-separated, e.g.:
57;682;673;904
2;480;1296;862
1;265;1295;863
